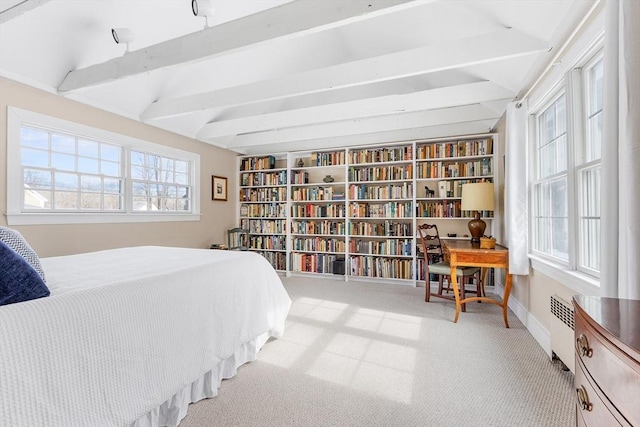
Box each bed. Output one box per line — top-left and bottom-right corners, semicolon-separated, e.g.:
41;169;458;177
0;244;291;427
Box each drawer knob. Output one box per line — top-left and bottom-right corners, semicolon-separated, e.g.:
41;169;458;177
576;334;593;357
576;385;593;411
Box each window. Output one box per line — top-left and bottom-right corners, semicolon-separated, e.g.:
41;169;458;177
577;55;603;274
21;126;124;212
530;51;603;279
533;93;569;261
7;107;200;225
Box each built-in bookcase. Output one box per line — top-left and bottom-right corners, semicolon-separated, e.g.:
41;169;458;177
237;134;497;284
239;155;288;271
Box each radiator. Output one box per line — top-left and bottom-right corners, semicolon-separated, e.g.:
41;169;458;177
550;295;575;373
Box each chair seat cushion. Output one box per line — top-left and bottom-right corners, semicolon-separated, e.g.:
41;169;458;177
428;261;480;276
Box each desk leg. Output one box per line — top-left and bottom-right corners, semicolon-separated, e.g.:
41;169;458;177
502;273;513;328
451;267;461;323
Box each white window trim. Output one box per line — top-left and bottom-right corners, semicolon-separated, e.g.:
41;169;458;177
6;107;201;225
529;254;599;296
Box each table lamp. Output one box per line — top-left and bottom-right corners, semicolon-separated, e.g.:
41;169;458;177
461;182;494;243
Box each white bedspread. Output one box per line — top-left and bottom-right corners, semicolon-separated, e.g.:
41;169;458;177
0;246;291;427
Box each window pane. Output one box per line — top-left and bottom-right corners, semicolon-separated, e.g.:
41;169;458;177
51;152;76;171
24;169;52;189
21;127;48;149
22;148;49;168
54;172;78;190
104;194;122;210
78;139;99;158
175;173;188;185
590;59;603;113
101;160;120;177
555;134;567;174
24;189;50;209
51;134;75;154
581;218;600;270
104;178;122;194
80;193;102;210
581;167;600;217
131;151;145;166
556;95;566;135
146;154;160;168
101;144;121;162
54;191;78;209
133;181;148;196
550;178;567;218
81;175;102;191
551;218;569;260
78;157;99;174
175;160;188;174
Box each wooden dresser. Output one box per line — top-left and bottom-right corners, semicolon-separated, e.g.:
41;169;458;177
573;296;640;427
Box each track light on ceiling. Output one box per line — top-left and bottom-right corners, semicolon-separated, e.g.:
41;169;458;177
192;0;215;28
111;28;134;54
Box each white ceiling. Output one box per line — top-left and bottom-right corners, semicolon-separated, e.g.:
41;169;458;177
0;0;595;155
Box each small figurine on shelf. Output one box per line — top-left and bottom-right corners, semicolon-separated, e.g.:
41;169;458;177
425;186;435;197
323;175;334;183
296;158;304;168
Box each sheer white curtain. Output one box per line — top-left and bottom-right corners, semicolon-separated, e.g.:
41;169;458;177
600;0;640;299
505;101;530;275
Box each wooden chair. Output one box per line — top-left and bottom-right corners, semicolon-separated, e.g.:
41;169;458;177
227;227;249;251
417;223;483;311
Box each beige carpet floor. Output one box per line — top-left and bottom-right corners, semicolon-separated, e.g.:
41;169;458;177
180;276;574;427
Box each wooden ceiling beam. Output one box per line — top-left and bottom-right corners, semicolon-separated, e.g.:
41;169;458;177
142;28;546;121
57;0;420;93
223;103;502;149
196;81;514;139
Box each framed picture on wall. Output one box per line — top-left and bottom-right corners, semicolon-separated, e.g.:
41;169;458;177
212;176;227;201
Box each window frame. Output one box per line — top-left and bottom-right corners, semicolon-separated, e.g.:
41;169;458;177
7;107;201;225
528;47;604;285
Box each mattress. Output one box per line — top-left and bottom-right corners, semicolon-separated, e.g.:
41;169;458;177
0;246;291;426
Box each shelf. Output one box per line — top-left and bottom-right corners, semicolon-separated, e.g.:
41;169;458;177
238;134;496;279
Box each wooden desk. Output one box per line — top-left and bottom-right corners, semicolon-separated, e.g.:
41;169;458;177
443;240;513;328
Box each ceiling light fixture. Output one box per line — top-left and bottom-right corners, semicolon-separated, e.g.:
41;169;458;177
192;0;215;28
111;28;134;54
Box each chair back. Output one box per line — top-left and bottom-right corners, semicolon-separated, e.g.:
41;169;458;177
227;227;249;251
417;223;443;264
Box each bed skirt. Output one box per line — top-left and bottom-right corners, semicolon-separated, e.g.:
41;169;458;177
132;332;270;427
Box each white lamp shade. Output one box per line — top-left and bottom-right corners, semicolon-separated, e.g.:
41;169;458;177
461;182;494;211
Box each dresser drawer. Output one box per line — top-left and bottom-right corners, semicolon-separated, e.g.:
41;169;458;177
574;359;625;426
575;311;640;426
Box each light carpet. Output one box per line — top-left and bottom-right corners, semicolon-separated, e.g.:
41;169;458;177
180;276;574;427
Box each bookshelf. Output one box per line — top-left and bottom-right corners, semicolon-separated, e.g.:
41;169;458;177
288;150;347;275
239;155;288;271
237;134;497;284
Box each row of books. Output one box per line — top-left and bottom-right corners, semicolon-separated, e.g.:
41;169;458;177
292;237;346;253
240;171;287;186
348;182;413;200
348;220;412;237
252;250;286;270
239;187;287;202
291;203;346;218
348;164;413;182
349;256;413;279
240;219;286;234
311;151;346;166
291;186;335;201
416;201;494;218
291;219;345;235
240;155;275;171
349;202;413;218
417;159;492;179
349;239;413;256
240;203;287;218
416;138;493;159
290;253;341;274
349;145;413;164
249;235;286;251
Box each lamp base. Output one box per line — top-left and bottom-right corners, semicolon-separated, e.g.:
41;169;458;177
467;213;486;244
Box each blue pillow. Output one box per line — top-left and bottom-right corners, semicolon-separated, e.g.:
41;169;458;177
0;240;50;306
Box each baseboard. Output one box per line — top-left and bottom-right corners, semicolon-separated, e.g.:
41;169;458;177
493;281;551;357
